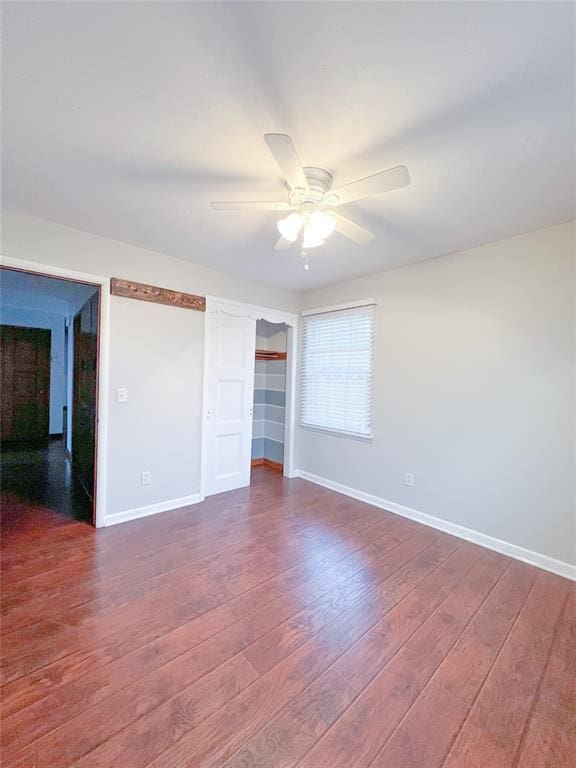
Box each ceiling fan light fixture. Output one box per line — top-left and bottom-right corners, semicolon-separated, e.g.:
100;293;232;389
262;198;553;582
211;134;409;268
277;212;303;242
301;232;325;250
302;211;335;248
308;210;336;240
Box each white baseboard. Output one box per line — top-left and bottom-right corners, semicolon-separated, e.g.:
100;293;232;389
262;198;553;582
105;493;203;527
295;470;576;582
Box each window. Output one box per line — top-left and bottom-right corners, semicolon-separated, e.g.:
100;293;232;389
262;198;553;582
300;300;376;438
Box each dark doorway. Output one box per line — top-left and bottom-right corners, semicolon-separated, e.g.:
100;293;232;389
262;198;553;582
0;267;101;527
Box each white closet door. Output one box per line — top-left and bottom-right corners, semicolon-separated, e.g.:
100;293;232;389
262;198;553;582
204;312;256;496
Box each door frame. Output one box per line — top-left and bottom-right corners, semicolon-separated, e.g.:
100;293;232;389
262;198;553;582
200;296;298;499
0;256;110;527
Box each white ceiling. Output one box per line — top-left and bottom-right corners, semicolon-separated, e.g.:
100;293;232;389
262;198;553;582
2;1;574;291
1;269;98;314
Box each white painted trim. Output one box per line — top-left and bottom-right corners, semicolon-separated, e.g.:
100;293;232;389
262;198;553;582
201;297;298;495
199;312;210;500
299;423;373;441
205;295;297;327
295;470;576;582
0;255;110;528
302;297;377;316
105;494;202;527
283;323;298;478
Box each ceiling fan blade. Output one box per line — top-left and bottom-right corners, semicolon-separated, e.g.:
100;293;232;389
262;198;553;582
274;235;294;250
334;213;376;245
332;165;410;205
264;134;309;192
210;201;291;211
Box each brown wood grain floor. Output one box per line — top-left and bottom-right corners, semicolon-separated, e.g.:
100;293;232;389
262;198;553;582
1;467;574;768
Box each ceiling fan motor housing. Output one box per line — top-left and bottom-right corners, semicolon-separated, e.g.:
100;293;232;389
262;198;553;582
289;167;334;210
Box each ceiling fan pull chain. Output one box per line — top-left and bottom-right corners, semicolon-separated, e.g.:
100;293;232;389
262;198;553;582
301;248;310;271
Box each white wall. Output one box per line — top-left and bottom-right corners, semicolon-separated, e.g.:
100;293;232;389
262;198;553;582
1;211;298;520
0;304;66;434
297;222;575;568
108;299;204;515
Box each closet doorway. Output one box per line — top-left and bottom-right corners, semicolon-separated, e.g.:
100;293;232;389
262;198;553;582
200;297;297;498
251;320;287;472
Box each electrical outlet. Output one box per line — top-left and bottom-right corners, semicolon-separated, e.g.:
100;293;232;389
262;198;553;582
117;388;128;403
404;472;414;487
141;471;151;486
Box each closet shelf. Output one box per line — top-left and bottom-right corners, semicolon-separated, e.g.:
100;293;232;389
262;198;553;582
255;349;287;361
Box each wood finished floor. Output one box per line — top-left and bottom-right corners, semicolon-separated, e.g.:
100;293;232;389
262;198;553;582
1;467;574;768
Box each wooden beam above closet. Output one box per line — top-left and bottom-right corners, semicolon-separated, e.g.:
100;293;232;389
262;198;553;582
110;278;206;311
255;349;287;361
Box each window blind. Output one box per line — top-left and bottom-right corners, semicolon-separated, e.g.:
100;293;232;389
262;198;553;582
301;303;375;438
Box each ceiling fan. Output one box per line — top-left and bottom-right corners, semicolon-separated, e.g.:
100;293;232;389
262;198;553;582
210;134;410;270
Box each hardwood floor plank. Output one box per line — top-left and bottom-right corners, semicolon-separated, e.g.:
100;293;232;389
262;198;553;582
1;519;417;752
1;497;391;636
0;546;283;683
220;668;357;768
0;480;333;581
512;588;576;767
1;523;413;715
67;655;258;768
243;529;447;675
1;533;264;635
2;500;388;656
24;647;256;768
144;536;465;768
334;544;492;689
1;469;573;768
1;493;324;600
441;570;570;768
1;533;272;632
356;560;535;768
145;630;361;768
296;554;525;768
1;496;384;636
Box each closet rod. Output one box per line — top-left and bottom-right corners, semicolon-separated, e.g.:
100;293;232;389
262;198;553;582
255;349;287;361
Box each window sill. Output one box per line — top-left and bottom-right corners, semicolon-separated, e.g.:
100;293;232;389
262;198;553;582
299;424;373;442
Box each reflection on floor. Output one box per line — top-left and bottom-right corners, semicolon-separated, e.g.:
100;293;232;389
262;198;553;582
1;439;92;537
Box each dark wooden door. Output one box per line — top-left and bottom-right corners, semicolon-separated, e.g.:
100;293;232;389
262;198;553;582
72;293;99;499
0;325;51;442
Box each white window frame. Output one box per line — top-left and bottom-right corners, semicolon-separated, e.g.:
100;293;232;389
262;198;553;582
300;298;376;441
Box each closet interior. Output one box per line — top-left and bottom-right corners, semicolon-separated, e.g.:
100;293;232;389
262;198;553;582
251;319;287;471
